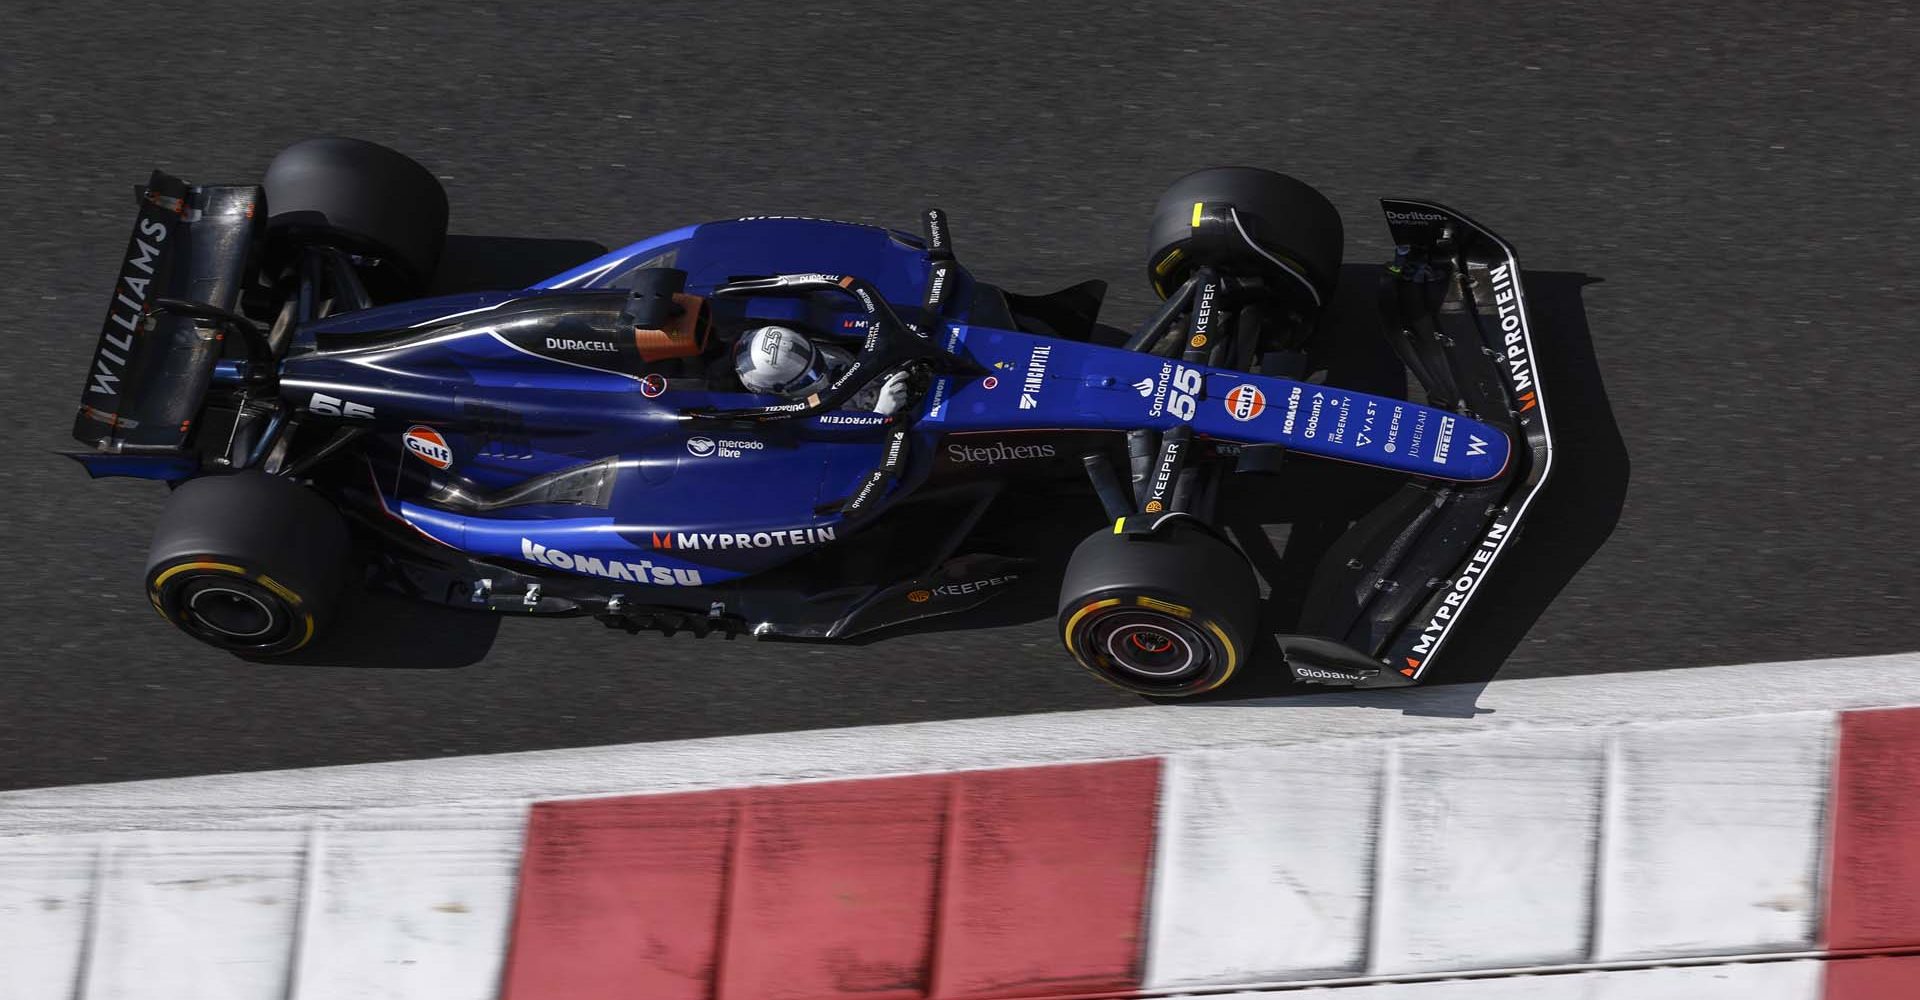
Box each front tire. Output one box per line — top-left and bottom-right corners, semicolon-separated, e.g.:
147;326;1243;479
1146;166;1344;306
1057;521;1261;696
145;474;352;656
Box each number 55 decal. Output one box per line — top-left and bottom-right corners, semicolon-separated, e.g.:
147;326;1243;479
307;392;375;419
1167;365;1201;421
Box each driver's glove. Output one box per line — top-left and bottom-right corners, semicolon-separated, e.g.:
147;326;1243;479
871;370;914;416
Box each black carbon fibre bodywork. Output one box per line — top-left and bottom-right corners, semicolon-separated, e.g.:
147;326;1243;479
1287;201;1553;687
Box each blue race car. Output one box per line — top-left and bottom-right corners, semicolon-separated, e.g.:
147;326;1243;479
70;138;1550;694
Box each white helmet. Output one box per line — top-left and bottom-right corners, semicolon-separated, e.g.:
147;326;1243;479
733;325;842;396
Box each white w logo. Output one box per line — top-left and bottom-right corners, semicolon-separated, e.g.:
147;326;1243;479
1132;378;1155;397
1467;435;1489;457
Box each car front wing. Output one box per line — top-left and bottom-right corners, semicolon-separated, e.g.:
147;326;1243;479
1284;200;1554;687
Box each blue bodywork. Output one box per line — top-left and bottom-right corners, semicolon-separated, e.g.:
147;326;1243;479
182;217;1508;594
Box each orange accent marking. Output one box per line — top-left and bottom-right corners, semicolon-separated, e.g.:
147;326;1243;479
1406;657;1420;668
1401;667;1417;677
631;293;710;362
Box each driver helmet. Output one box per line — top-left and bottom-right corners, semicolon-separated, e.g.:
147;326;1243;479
733;325;846;396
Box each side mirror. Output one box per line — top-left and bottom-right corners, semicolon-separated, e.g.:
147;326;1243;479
619;267;688;329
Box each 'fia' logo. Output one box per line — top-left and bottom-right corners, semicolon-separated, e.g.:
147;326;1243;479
403;426;453;469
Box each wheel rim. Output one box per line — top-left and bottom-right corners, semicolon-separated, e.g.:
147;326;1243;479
171;576;294;650
1103;615;1198;678
186;586;276;639
1080;609;1212;687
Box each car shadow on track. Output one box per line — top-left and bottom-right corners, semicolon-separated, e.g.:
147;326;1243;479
428;234;612;295
1192;265;1629;704
264;589;504;669
841;265;1625;712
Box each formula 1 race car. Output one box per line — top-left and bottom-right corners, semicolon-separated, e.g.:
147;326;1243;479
70;138;1549;694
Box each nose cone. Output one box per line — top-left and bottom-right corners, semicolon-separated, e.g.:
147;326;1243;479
1433;415;1513;482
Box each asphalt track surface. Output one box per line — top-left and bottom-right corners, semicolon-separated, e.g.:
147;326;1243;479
1;2;1915;790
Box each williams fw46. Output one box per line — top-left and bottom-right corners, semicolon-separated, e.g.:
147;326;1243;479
70;138;1550;694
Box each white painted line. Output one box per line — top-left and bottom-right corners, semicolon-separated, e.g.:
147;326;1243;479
1595;712;1834;961
85;830;306;1000
1210;958;1823;998
1145;743;1384;987
3;653;1916;837
0;833;97;1000
1372;729;1606;972
293;807;523;1000
1583;959;1822;1000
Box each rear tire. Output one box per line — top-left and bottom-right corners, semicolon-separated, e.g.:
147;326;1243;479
145;474;352;657
263;137;449;296
1147;166;1344;307
1056;521;1260;696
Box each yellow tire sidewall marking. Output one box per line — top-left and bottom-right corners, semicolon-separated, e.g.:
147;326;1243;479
148;561;316;652
150;561;247;591
1062;598;1124;658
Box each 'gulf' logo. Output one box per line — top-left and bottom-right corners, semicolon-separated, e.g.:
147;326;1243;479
1225;384;1267;422
403;425;453;469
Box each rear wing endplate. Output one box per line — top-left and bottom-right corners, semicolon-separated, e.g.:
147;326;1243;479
72;171;262;452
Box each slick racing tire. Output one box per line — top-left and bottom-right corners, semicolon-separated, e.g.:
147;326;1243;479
263;136;449;296
1147;166;1344;307
1057;520;1260;696
144;473;352;657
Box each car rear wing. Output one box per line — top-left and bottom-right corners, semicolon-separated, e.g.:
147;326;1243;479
72;171;262;453
1286;200;1554;687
